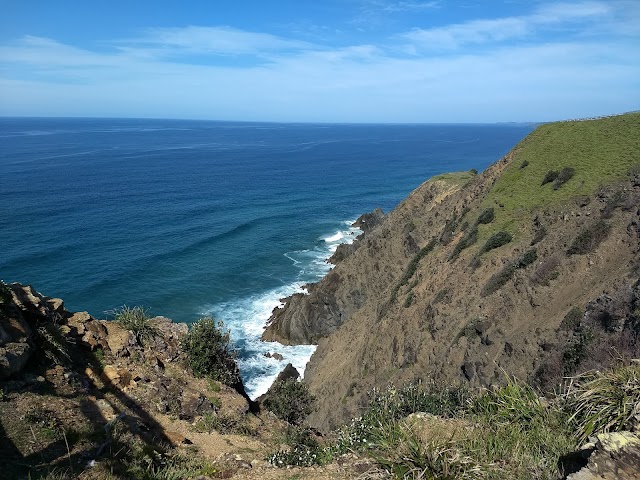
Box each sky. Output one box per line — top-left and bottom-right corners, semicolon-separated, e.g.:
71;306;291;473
0;0;638;123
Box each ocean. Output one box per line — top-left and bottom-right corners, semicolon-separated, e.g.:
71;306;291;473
0;117;534;396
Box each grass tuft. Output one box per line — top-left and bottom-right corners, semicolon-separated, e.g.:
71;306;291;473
112;305;160;345
565;364;640;443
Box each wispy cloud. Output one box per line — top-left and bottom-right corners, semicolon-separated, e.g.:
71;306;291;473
117;26;316;59
402;1;611;51
369;0;441;13
0;2;638;122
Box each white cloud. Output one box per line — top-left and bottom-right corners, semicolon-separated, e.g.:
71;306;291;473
117;26;315;59
402;1;613;51
0;2;638;122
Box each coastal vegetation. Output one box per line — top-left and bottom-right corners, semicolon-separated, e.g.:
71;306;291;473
181;316;239;386
482;112;640;238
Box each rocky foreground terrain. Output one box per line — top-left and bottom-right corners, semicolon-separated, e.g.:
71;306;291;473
0;282;375;479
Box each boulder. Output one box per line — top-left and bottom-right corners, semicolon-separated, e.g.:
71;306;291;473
567;432;640;480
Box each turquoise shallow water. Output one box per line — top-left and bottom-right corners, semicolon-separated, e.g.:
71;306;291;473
0;118;534;396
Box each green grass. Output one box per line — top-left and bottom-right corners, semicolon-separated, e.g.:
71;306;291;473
431;170;477;186
112;305;160;345
483;112;640;237
565;364;640;443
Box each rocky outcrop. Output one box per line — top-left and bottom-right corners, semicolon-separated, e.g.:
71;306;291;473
567;432;640;479
262;180;462;346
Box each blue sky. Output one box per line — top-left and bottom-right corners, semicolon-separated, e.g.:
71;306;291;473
1;0;638;122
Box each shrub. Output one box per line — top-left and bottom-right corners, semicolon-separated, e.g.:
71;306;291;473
530;253;561;285
559;307;583;331
541;170;559;186
562;327;594;375
476;208;495;225
0;280;10;303
181;317;239;385
334;383;470;456
530;225;547;246
267;426;328;467
565;364;640;442
263;379;315;425
479;231;512;254
553;166;575;190
391;238;437;301
432;288;450;305
112;306;159;345
519;160;529;169
567;220;611;255
449;226;478;261
601;190;627;219
403;292;414;308
468;256;481;271
481;249;537;296
470;380;545;426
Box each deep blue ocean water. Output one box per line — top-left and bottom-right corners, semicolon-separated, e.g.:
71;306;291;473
0;118;534;396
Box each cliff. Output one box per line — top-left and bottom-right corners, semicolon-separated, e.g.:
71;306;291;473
263;113;640;432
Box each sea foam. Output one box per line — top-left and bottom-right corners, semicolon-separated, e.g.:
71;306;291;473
204;219;360;399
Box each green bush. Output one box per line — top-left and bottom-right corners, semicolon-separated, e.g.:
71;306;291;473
391;238;437;301
562;327;594;375
0;280;10;303
559;307;583;331
479;231;512;254
553;167;575;190
449;226;478;261
263;379;315;425
181;317;239;385
267;426;328;467
567;220;611;255
403;292;414;308
481;249;537;296
541;170;559;186
112;306;159;345
476;208;495;225
530;225;547;246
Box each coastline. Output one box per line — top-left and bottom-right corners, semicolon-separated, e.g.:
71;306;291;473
205;218;362;399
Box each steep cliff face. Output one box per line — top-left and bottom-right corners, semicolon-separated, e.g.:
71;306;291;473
264;113;640;431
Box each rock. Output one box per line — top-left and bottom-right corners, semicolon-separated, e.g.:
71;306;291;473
567;431;640;479
45;297;65;313
0;342;33;379
256;363;300;404
274;363;300;383
95;398;117;420
165;430;192;446
179;392;215;421
353;208;386;234
462;361;476;381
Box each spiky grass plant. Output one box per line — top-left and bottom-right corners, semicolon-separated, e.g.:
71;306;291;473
112;305;160;346
376;433;489;480
565;364;640;443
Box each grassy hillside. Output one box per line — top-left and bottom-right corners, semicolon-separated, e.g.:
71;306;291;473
483;112;640;236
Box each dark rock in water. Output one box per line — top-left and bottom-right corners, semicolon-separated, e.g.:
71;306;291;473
256;363;300;405
274;363;300;383
262;271;345;345
329;242;359;264
353;208;386;234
